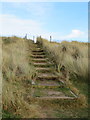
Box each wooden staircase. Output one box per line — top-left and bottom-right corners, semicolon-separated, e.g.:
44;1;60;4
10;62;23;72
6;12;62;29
30;43;77;100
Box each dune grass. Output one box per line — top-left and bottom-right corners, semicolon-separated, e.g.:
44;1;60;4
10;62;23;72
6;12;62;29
2;36;88;118
37;38;88;118
2;36;43;118
37;37;88;97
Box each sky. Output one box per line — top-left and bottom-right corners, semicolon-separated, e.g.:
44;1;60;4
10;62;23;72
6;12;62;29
0;1;88;42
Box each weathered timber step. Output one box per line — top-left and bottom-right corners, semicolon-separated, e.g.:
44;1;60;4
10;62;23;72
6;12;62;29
34;96;75;100
32;85;63;89
37;73;58;80
33;62;54;67
32;81;64;88
32;58;48;62
36;67;54;73
32;49;44;52
32;52;46;55
32;87;75;98
36;80;60;85
31;54;46;58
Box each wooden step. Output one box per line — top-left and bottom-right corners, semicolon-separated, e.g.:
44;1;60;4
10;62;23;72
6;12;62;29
37;73;58;80
34;96;75;100
36;67;54;73
32;58;48;63
32;49;44;52
33;62;54;67
31;54;46;58
34;80;63;88
32;52;45;55
32;87;75;99
32;85;63;89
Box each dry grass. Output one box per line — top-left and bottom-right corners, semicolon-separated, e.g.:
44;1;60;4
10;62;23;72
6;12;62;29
37;37;88;106
2;36;43;118
2;36;88;118
37;37;88;82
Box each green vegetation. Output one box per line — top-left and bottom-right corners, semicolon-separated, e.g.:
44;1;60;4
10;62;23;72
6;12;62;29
2;110;21;118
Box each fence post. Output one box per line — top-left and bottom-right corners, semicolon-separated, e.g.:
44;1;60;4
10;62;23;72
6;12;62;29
33;36;35;41
50;36;52;42
40;36;42;45
25;34;27;40
40;36;41;39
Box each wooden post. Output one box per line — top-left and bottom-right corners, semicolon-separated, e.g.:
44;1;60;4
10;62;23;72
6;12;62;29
50;36;52;42
25;34;27;39
40;36;42;45
33;36;35;41
40;36;41;39
26;34;27;39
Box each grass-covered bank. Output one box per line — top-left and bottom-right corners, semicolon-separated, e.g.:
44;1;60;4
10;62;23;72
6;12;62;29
2;36;88;118
37;37;88;98
2;36;41;118
37;37;88;107
36;37;88;118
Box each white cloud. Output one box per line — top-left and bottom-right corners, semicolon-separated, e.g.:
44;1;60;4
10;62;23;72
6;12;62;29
0;14;44;38
0;14;87;42
41;30;87;41
72;30;84;37
60;29;84;39
68;30;84;38
0;14;60;40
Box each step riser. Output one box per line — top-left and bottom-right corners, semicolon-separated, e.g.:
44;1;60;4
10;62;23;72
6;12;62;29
37;77;58;81
32;52;45;55
34;64;54;67
32;85;64;89
32;54;45;56
36;70;53;73
31;56;46;58
36;68;54;73
32;50;44;52
32;97;76;100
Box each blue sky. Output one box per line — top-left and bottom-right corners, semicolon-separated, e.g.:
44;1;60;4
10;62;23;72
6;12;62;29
0;2;88;42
